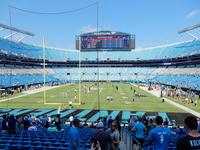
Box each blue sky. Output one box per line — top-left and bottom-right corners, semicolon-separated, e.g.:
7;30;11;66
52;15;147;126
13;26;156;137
0;0;200;49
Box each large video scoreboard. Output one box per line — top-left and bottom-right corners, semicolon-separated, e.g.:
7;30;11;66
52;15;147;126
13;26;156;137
76;31;135;51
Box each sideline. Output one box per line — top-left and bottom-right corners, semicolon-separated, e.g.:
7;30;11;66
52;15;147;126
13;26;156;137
138;85;200;118
0;84;69;103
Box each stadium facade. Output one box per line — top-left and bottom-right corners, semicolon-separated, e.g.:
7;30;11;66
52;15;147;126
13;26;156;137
0;29;200;92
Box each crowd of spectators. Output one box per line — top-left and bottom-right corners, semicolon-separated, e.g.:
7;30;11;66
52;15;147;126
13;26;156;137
0;113;122;150
162;87;199;106
0;112;200;150
0;113;62;134
128;115;200;150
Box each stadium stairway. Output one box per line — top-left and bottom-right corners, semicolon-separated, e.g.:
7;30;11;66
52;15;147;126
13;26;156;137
121;111;131;124
75;109;92;121
45;109;59;118
107;110;120;120
135;111;145;117
130;111;146;118
87;110;108;122
14;109;34;116
60;109;76;119
8;109;23;116
32;109;53;117
0;109;12;117
0;108;188;125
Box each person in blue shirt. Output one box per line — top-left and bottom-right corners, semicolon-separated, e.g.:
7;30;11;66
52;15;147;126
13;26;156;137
69;119;80;150
132;118;147;147
147;116;171;150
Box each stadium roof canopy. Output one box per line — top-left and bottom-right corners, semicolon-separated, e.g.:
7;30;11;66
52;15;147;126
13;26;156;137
178;23;200;39
178;23;200;34
0;23;34;37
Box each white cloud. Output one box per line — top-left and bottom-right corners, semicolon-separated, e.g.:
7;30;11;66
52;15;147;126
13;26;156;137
187;9;200;18
80;24;110;33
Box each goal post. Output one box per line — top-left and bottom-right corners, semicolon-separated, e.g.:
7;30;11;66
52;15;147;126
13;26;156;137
42;37;82;106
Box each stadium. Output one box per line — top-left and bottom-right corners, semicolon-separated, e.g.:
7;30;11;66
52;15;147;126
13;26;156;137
0;1;200;150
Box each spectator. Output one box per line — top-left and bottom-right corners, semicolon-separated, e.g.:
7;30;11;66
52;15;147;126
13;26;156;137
163;118;169;126
23;116;30;130
147;118;155;131
90;122;95;129
198;118;200;133
16;116;23;130
48;124;58;132
69;116;74;123
132;118;146;147
110;122;120;150
91;138;101;150
108;116;113;128
176;116;200;150
115;116;121;133
92;122;112;150
41;115;48;124
69;118;80;150
129;117;136;129
143;117;148;127
42;115;50;128
28;122;37;131
147;116;171;150
54;115;61;130
34;116;42;126
8;115;17;134
28;114;33;123
103;117;108;127
1;114;7;133
83;121;88;127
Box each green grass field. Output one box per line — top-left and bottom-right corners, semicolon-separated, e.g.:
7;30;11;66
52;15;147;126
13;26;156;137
0;82;185;112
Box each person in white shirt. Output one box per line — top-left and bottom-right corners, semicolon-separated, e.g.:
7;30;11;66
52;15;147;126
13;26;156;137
28;122;37;131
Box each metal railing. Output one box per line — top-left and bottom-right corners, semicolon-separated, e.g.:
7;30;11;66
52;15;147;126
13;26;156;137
121;127;142;150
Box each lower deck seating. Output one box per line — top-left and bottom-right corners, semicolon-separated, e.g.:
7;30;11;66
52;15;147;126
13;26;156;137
0;127;92;150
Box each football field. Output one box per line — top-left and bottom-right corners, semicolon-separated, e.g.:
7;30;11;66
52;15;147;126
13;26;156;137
0;82;184;112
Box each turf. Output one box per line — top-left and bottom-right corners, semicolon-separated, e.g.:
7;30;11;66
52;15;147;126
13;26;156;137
0;82;183;112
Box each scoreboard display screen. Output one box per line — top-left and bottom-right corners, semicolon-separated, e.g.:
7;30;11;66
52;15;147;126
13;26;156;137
76;31;135;51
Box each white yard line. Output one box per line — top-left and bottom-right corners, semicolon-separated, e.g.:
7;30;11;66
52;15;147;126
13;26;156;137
139;85;200;118
0;84;68;103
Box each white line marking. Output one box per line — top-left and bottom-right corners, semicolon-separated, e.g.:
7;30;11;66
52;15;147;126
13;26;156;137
139;85;200;118
0;84;67;103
